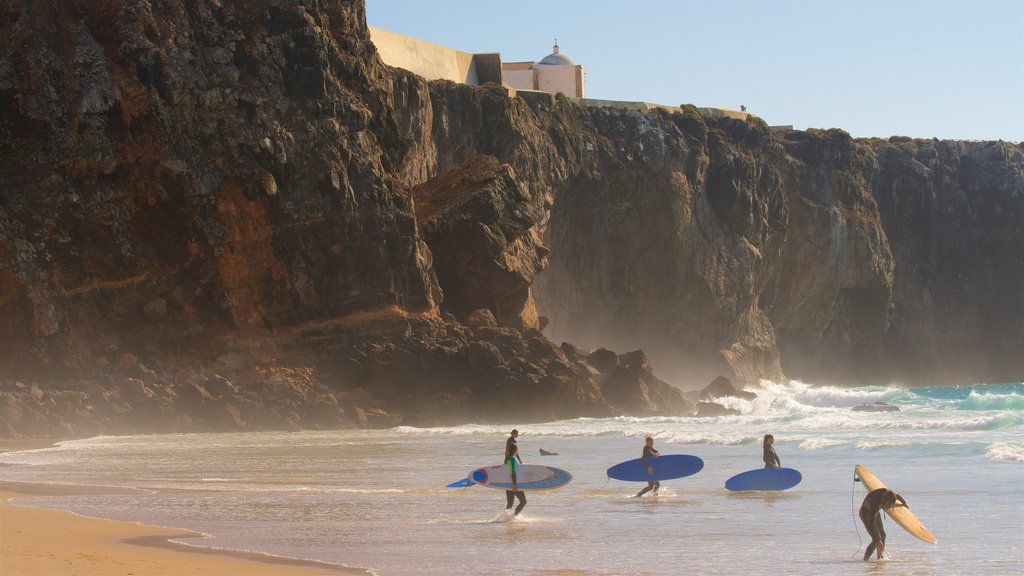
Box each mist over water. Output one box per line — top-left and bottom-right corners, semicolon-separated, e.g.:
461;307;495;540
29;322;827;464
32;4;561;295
2;382;1021;575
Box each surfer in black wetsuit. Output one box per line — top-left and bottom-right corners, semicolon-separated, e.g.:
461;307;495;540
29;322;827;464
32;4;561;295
504;429;526;515
634;437;660;498
859;488;907;560
763;434;781;469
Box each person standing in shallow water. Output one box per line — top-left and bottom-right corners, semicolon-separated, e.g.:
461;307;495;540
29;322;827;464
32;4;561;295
763;434;781;469
634;436;660;498
860;488;907;560
504;429;526;515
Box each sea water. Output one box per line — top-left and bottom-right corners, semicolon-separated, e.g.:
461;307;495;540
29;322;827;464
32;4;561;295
2;381;1022;575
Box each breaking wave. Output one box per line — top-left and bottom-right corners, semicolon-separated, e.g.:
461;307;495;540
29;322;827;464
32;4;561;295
799;438;846;450
986;442;1024;462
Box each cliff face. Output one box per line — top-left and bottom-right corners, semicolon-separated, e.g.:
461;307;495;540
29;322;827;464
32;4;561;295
871;140;1024;384
1;0;1021;439
394;78;1023;387
0;0;439;376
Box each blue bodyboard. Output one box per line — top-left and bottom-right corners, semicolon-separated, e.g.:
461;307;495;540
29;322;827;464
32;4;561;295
606;454;704;482
446;477;475;488
725;467;802;491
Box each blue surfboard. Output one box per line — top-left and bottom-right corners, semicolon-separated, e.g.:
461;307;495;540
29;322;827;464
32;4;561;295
606;454;704;482
725;467;802;491
446;477;475;488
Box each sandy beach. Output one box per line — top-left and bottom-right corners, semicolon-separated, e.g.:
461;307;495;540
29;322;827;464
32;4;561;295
1;473;359;576
1;488;358;575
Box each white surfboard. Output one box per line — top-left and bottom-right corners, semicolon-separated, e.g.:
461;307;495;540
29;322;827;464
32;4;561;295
469;464;572;491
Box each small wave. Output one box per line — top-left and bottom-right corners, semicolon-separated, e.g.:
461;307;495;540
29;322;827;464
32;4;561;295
393;417;692;439
427;512;560;525
799;438;846;450
856;440;912;449
959;390;1024;411
197;476;322;484
801;412;1007;431
302;487;408;494
503;513;560;524
752;380;900;409
986;442;1024;462
651;432;753;446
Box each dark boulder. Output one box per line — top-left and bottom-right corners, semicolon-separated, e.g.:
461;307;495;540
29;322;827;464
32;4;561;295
699;376;757;402
695;401;741;417
851;401;900;412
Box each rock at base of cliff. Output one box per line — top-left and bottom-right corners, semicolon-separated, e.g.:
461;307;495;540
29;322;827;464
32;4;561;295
851;401;900;412
695;401;741;417
698;376;757;402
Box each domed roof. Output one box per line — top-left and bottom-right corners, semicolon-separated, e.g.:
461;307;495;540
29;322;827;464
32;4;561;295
536;42;575;66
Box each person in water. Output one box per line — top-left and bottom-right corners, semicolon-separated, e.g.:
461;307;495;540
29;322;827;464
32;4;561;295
859;488;907;560
763;434;781;469
504;429;526;515
634;436;660;498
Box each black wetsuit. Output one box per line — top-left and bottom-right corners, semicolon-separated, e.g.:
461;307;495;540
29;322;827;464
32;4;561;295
859;488;906;560
504;436;526;515
763;443;780;469
635;445;660;497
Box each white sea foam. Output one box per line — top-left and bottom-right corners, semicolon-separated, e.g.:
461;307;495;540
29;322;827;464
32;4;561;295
986;441;1024;462
799;438;846;450
652;432;753;446
798;413;1000;431
752;380;899;409
856;440;913;449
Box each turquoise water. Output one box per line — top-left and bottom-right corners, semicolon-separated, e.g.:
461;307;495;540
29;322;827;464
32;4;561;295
2;381;1021;575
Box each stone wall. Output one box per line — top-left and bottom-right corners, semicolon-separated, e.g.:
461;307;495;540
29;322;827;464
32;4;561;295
368;26;479;84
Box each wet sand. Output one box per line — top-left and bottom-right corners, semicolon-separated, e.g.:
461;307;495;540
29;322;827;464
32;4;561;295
1;444;368;576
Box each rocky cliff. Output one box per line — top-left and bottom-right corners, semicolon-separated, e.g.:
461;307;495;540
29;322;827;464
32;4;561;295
395;80;1023;388
0;1;1020;437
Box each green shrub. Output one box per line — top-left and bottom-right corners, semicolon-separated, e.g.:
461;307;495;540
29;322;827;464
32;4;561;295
678;103;702;118
554;91;580;110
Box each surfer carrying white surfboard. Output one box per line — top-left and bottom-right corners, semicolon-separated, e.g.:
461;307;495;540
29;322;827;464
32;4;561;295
504;430;526;515
860;488;908;560
762;434;781;469
633;437;660;498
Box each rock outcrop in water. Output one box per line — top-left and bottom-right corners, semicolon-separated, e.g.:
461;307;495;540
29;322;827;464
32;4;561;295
0;1;1021;437
851;401;900;413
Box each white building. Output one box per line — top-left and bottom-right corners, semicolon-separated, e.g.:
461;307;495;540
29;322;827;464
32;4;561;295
501;42;585;98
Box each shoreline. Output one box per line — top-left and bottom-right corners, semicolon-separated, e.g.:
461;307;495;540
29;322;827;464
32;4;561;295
0;437;65;453
0;480;372;575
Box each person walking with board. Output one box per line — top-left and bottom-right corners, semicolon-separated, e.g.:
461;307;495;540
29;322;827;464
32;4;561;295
859;487;908;560
723;434;801;491
504;429;526;515
763;434;781;469
633;437;660;498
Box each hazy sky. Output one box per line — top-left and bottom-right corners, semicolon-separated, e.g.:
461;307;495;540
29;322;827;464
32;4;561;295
366;0;1023;142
